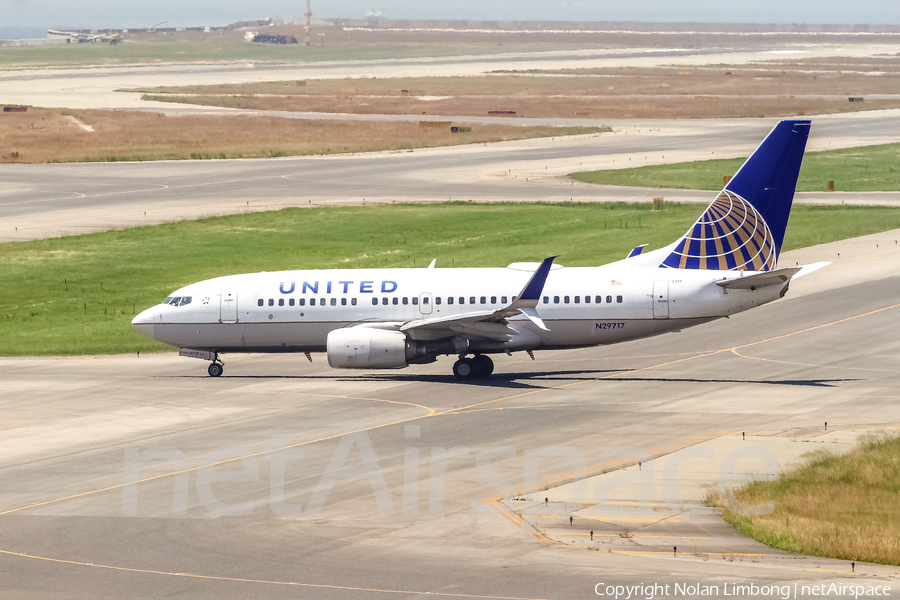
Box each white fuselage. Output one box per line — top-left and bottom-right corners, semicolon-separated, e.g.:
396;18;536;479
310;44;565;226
132;263;786;355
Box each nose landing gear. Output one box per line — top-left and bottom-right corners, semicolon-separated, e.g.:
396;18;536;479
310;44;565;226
452;354;494;380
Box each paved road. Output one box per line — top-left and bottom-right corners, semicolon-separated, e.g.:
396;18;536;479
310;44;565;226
1;234;899;599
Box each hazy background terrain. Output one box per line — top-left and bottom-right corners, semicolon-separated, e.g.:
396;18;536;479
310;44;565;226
4;0;899;32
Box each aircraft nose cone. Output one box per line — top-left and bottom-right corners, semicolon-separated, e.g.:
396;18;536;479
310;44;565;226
131;307;158;339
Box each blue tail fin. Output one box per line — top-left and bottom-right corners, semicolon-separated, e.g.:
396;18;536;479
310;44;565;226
660;119;810;271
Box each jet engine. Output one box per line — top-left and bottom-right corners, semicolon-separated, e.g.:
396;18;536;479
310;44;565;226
326;328;428;369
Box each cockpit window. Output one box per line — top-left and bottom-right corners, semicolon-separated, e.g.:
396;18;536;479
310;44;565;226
162;296;191;307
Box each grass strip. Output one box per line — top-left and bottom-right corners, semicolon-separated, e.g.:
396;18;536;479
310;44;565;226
2;201;900;356
571;143;900;192
708;435;900;566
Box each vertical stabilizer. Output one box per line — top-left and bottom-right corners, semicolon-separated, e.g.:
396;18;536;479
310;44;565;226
660;120;810;271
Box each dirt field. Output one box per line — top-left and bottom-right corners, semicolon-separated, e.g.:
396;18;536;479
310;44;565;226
131;55;900;120
0;107;602;163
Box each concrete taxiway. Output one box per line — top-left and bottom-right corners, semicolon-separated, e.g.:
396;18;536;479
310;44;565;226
2;49;900;597
1;231;899;599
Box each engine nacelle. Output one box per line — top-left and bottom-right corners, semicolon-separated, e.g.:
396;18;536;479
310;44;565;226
327;328;426;369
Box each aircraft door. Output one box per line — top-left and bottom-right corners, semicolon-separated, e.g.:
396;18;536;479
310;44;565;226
220;288;239;323
419;292;433;315
652;280;669;318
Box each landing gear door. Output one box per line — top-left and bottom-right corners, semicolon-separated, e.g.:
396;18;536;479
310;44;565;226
220;288;239;323
652;280;669;319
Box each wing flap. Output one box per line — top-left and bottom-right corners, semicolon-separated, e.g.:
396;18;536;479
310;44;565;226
400;256;556;340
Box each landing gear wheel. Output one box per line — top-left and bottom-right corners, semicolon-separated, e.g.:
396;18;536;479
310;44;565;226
473;354;494;378
208;362;223;377
452;358;475;380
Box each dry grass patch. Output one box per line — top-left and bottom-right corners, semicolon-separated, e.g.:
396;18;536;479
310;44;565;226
0;107;603;164
129;56;900;119
708;435;900;566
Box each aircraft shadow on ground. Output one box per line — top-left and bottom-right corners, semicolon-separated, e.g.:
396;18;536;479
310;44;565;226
174;369;857;391
333;373;858;390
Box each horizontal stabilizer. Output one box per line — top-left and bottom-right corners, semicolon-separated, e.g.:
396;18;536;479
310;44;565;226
715;267;801;289
792;261;831;280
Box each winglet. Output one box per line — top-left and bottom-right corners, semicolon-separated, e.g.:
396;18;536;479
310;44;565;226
627;244;648;259
517;256;557;303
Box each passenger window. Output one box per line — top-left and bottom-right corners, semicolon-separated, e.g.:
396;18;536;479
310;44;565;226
299;298;306;306
606;295;612;304
459;297;465;305
413;297;419;305
393;297;399;305
554;296;560;304
596;295;602;304
435;297;441;305
290;298;295;306
341;298;347;306
564;296;570;304
490;296;496;304
331;298;337;306
501;296;507;304
278;298;284;307
382;297;388;305
372;298;378;306
584;295;590;304
258;299;264;307
351;298;357;306
447;297;454;305
617;295;623;303
403;297;409;305
423;297;430;305
470;297;476;305
574;296;580;304
268;299;274;307
543;296;549;304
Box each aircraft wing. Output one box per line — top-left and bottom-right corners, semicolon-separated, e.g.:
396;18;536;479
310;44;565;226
399;256;556;340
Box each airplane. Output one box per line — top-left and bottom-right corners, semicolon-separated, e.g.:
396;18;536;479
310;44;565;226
132;119;827;380
47;29;121;44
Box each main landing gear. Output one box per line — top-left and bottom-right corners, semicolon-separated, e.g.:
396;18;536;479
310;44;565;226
207;353;224;377
452;354;494;380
